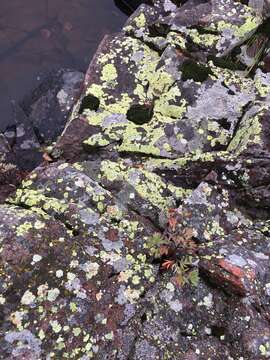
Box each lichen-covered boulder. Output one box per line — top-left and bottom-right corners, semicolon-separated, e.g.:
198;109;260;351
2;0;270;358
1;172;160;358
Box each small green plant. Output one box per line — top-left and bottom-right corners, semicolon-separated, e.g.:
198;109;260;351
172;257;199;287
147;210;199;287
147;232;167;258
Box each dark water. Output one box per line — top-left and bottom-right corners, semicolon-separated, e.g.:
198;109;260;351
0;0;127;131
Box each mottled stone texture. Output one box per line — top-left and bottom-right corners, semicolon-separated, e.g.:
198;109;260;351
1;0;270;359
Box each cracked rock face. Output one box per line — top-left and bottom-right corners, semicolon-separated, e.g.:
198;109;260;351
1;0;270;359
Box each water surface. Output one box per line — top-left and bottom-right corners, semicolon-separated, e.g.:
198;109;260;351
0;0;127;131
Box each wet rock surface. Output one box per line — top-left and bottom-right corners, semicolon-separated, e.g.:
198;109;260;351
0;69;84;202
1;68;84;166
1;0;270;358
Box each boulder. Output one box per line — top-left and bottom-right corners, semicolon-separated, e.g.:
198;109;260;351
1;0;270;358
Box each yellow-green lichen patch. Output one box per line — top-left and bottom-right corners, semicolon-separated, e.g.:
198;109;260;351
86;84;105;101
118;219;140;240
254;71;270;98
84;112;176;157
147;67;175;98
100;63;118;83
235;15;261;38
227;106;264;155
105;93;133;114
16;222;33;236
115;116;176;157
167;32;186;49
210;62;254;95
134;13;146;28
100;160;181;212
154;86;187;118
10;188;46;207
188;29;219;48
115;253;156;304
84;134;112;148
144;150;230;172
215;11;260;40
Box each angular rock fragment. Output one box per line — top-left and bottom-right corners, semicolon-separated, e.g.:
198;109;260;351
21;69;84;145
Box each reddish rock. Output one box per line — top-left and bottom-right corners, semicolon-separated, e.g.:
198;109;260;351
200;257;257;296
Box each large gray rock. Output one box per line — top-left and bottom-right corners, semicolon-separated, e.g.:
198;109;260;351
1;0;270;358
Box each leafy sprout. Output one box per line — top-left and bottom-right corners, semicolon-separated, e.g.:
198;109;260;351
147;230;199;287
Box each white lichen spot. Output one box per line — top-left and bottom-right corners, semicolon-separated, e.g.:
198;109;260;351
74;178;85;188
50;320;62;333
96;291;102;301
21;290;36;305
124;287;141;303
32;254;42;264
169;300;183;313
73;327;81;337
104;331;114;340
47;288;60;302
67;272;76;281
166;283;175;292
118;272;129;283
10;311;24;327
56;270;64;278
37;284;49;297
38;329;46;340
199;293;213;308
70;260;79;268
58;163;69;170
82;262;99;280
34;220;45;230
